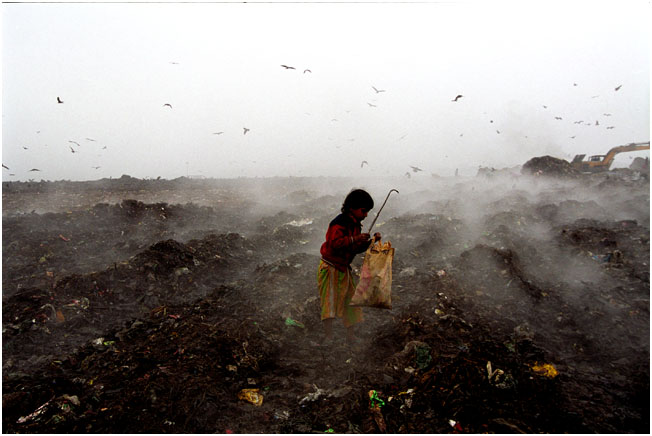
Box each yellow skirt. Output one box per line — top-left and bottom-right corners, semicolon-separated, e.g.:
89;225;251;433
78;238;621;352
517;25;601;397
317;260;363;327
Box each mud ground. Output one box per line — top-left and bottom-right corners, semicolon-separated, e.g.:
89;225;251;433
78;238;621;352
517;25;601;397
2;169;649;433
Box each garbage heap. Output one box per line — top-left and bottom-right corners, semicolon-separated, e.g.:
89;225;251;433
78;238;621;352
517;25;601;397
521;156;580;178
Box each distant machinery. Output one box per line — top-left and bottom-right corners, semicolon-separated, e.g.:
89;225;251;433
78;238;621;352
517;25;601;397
571;142;650;173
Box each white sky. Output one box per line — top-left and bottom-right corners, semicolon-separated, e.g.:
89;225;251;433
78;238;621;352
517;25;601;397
2;0;650;181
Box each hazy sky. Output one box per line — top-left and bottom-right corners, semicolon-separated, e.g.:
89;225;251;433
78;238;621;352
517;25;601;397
2;0;650;181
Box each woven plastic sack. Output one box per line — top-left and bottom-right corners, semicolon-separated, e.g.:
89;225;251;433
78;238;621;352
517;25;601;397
350;240;394;309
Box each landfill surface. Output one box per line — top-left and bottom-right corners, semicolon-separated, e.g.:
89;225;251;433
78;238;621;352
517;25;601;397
2;162;650;433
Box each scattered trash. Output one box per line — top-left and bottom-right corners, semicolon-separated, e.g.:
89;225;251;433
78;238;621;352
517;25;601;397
17;396;54;424
531;362;559;378
436;269;446;277
324;428;335;433
237;388;263;406
58;234;70;242
61;394;80;406
274;410;290;420
368;390;387;432
284;317;305;328
449;419;463;431
486;361;516;389
300;384;326;404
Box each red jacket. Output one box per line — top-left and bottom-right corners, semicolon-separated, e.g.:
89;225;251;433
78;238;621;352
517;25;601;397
320;213;370;271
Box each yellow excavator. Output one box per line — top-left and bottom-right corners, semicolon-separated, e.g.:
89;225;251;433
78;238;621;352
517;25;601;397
571;142;650;173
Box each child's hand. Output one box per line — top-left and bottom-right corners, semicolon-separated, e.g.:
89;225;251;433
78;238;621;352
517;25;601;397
354;233;371;244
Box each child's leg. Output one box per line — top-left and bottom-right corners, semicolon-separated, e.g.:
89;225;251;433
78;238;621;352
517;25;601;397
323;318;334;341
346;325;355;343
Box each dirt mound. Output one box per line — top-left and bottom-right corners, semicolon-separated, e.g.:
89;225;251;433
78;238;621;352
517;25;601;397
521;155;580;177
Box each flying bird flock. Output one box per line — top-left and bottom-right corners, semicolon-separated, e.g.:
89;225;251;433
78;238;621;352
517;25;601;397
4;60;630;180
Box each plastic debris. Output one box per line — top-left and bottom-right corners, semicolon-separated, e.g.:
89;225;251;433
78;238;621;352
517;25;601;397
487;361;516;389
368;390;385;408
17;396;54;424
299;384;326;404
368;390;387;432
531;362;559;378
449;419;463;431
284;317;305;328
58;234;70;242
237;388;263;406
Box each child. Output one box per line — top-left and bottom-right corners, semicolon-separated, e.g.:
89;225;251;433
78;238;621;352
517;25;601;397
317;189;381;346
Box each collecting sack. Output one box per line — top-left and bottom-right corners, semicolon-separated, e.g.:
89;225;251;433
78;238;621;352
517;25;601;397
350;240;394;309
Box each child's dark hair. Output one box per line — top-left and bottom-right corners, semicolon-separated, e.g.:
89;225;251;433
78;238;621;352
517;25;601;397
341;189;374;213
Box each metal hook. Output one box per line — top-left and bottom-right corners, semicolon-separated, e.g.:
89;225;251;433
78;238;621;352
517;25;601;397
367;189;399;233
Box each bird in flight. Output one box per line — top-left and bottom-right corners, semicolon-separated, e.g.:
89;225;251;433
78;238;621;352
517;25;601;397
303;69;311;74
69;140;80;147
170;61;179;65
595;120;599;126
243;127;250;135
22;146;28;150
361;160;368;168
573;83;578;86
606;126;615;130
603;113;612;116
542;105;547;109
615;85;622;91
2;164;9;170
213;132;224;135
29;168;41;172
92;166;101;169
372;86;386;93
496;130;501;134
102;146;107;150
69;146;76;153
163;103;173;108
570;136;576;139
57;97;64;104
85;138;96;142
367;102;377;107
452;95;463;102
405;172;411;178
574;121;584;124
280;65;295;70
555;116;563;120
410;165;423;173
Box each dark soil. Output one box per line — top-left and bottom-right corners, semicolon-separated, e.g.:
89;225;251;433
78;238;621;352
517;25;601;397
2;171;649;433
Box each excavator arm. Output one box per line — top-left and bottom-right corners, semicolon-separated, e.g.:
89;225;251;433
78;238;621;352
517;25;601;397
572;142;650;172
602;143;651;168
